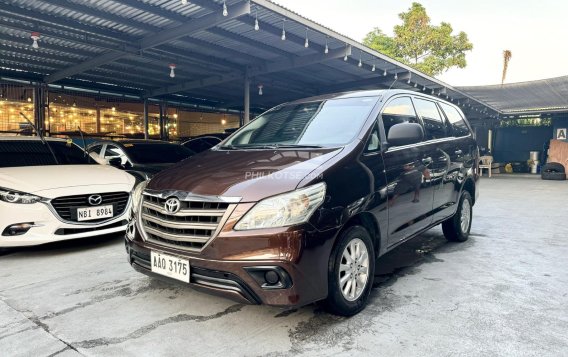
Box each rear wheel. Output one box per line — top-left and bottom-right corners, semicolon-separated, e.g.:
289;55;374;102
442;191;473;242
324;225;375;316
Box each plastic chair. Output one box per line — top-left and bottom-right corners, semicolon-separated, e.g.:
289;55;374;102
479;156;493;177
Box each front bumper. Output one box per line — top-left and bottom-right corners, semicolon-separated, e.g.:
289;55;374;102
0;201;129;247
126;223;340;307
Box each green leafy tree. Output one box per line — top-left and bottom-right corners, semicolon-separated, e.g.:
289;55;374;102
363;2;473;76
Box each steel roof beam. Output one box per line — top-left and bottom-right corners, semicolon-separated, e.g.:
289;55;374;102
147;45;348;97
0;3;136;42
44;2;251;84
322;76;394;93
42;0;157;33
0;31;231;78
0;17;139;54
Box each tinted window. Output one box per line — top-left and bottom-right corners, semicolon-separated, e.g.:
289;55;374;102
104;145;124;159
88;144;103;155
183;138;218;153
381;97;420;139
123;143;194;164
439;102;471;137
414;98;447;140
0;140;94;167
224;97;379;148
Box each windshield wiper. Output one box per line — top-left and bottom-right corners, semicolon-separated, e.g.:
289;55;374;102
272;144;324;149
219;144;324;150
20;112;59;164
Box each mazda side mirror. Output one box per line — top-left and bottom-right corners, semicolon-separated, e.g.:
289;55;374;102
387;123;424;147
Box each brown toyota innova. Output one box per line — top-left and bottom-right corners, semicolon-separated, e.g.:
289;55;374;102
125;89;479;316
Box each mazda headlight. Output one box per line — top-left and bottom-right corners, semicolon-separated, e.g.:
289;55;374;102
0;187;43;204
234;182;326;230
131;180;148;214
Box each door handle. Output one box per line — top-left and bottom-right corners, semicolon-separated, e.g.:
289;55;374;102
455;150;463;155
422;157;433;165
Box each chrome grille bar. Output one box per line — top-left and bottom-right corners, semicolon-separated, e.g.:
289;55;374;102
139;191;238;252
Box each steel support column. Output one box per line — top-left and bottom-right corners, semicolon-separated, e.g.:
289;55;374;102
33;85;46;136
143;99;149;140
244;76;251;125
159;102;168;141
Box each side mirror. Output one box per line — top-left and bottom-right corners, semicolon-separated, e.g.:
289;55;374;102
108;157;123;168
387;123;424;147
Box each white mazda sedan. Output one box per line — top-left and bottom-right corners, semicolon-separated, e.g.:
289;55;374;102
0;137;136;247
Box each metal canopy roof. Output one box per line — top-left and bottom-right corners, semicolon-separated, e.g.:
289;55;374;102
459;76;568;116
0;0;498;118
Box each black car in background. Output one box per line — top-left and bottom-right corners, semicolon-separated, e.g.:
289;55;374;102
181;133;229;154
86;139;194;181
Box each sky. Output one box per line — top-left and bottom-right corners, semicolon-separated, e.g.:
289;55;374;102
272;0;568;87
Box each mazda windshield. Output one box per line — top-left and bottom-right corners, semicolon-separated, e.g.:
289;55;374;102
0;140;95;168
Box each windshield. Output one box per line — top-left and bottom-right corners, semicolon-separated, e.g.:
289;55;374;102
122;143;194;164
223;96;379;148
0;140;95;168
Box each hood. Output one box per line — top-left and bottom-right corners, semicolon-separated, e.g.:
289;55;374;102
0;165;135;195
132;163;175;175
147;148;342;202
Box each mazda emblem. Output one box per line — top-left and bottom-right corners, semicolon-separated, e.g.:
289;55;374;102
164;197;181;214
88;194;103;206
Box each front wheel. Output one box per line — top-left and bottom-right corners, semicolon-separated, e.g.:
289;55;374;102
324;225;375;316
442;191;473;242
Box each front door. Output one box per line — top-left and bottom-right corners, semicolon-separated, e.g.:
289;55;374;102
379;96;435;246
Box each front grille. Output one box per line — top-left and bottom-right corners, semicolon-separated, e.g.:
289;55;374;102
50;192;130;223
54;220;127;235
140;194;229;252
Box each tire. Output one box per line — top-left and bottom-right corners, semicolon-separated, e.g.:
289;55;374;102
442;191;473;242
323;225;375;316
542;162;565;174
542;171;566;181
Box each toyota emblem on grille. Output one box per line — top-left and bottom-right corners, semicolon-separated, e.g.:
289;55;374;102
88;194;103;206
164;197;181;214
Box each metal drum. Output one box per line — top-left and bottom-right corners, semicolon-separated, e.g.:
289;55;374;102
530;151;540;162
531;160;540;174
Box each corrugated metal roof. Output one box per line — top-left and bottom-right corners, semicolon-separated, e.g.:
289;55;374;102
0;0;498;117
459;76;568;115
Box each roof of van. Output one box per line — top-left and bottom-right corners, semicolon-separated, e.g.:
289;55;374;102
286;89;450;104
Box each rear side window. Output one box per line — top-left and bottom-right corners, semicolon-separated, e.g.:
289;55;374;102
439;102;471;137
381;97;420;139
413;98;447;140
88;144;103;155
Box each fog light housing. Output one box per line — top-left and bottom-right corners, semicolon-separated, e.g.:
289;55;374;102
264;271;280;285
244;266;292;290
2;223;34;236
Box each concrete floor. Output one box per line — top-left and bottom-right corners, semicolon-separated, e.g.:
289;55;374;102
1;175;567;357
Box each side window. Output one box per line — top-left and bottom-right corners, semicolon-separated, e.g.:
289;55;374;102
365;123;380;152
381;97;420;139
104;145;128;165
413;98;447;140
439;102;471;137
88;144;103;155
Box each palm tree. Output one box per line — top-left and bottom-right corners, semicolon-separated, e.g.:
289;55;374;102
501;50;512;85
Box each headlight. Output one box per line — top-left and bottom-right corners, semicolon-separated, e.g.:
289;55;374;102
234;182;326;230
131;181;148;214
0;187;43;204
